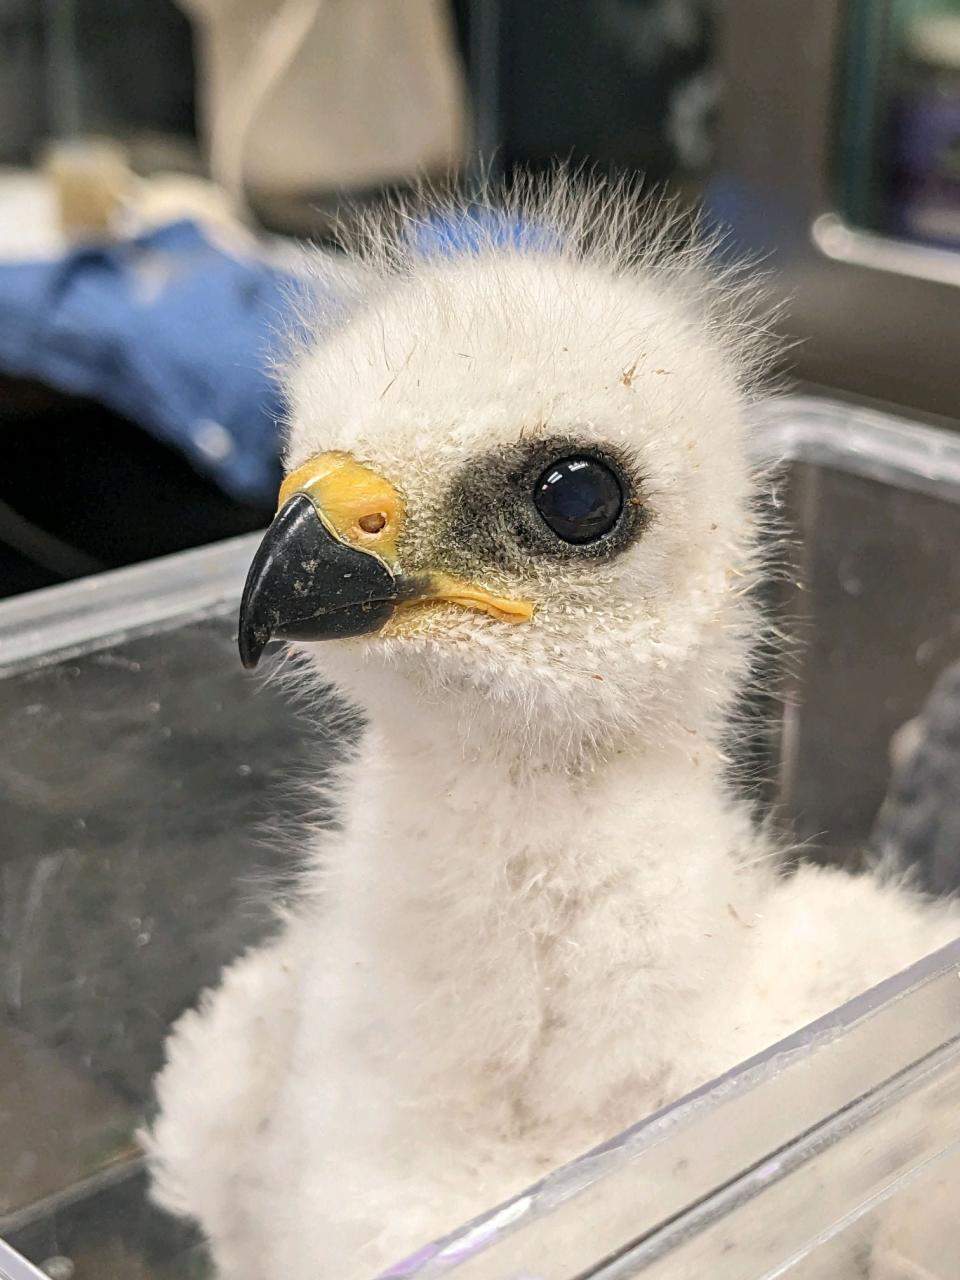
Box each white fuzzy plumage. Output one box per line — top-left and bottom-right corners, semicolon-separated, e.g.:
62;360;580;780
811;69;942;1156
146;179;960;1279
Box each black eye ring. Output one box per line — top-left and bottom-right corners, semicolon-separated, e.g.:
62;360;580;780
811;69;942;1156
533;456;624;544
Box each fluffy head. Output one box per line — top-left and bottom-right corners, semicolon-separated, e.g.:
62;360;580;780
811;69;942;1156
282;178;774;768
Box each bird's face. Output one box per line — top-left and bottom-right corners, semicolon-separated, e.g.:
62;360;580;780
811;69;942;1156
241;254;760;760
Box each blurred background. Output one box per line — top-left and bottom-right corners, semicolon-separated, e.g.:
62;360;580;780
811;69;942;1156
0;0;721;600
2;0;955;603
4;3;960;1278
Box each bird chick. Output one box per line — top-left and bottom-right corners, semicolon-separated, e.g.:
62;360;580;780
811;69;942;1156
147;180;960;1280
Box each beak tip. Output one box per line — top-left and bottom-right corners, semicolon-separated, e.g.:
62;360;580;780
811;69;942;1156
238;621;268;670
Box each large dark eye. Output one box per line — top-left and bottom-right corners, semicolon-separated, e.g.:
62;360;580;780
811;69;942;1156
533;456;624;544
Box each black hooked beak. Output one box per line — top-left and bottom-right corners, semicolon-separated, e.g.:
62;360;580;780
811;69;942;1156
238;494;398;669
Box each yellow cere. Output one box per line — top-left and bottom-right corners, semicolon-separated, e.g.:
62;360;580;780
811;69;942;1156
278;452;406;568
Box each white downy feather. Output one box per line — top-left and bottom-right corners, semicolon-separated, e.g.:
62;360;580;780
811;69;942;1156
147;178;960;1279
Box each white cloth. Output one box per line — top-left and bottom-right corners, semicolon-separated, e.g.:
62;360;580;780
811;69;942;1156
178;0;469;202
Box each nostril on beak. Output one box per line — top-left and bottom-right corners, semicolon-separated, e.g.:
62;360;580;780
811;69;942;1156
358;512;388;534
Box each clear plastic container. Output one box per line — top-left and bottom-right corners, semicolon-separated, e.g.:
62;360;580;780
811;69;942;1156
2;394;960;1278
